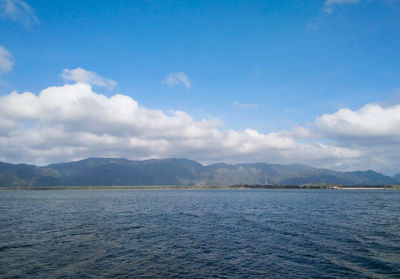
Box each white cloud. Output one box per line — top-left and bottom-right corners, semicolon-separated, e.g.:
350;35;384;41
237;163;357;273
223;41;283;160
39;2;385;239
0;0;38;26
0;82;362;169
60;67;117;90
163;72;191;89
315;103;400;140
233;101;259;109
0;45;13;76
324;0;359;13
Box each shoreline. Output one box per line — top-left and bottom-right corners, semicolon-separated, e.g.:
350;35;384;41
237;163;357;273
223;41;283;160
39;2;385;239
0;185;399;191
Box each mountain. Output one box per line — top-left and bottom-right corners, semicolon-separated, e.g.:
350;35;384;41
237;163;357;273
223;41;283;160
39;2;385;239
0;158;397;187
394;173;400;183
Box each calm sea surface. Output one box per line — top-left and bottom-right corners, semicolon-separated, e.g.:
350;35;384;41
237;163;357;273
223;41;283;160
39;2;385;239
0;189;399;278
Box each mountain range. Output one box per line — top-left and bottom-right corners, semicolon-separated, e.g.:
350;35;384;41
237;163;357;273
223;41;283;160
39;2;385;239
0;158;399;188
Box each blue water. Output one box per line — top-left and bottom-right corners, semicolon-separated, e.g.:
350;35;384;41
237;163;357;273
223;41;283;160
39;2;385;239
0;189;399;278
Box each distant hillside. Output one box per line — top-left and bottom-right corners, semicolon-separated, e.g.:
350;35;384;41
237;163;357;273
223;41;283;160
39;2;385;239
0;158;398;187
394;173;400;183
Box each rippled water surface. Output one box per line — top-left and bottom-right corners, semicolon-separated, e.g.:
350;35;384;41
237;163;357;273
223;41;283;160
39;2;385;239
1;189;400;278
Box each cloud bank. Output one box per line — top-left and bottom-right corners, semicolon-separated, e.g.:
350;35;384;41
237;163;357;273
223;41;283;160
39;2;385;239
0;75;399;174
0;81;360;168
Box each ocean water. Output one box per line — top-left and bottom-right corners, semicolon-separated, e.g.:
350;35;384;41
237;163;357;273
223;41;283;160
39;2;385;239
0;189;399;278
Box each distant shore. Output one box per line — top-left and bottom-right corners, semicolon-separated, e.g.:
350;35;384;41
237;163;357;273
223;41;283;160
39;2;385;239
0;185;399;190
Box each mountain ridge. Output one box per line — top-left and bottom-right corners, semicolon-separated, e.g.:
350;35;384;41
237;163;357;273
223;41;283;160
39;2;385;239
0;158;398;187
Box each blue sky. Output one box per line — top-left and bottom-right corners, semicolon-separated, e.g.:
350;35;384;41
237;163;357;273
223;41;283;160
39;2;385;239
1;0;400;174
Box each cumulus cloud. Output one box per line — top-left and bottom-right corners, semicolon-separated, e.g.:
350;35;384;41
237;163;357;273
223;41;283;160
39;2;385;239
0;45;13;76
0;82;362;169
315;103;400;140
163;72;191;89
233;101;259;109
0;0;38;26
324;0;359;13
61;67;118;90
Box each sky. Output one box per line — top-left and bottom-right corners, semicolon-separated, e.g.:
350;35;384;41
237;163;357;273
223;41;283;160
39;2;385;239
1;0;400;175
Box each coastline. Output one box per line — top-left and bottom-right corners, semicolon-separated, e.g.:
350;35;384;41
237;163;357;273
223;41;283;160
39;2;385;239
0;185;399;190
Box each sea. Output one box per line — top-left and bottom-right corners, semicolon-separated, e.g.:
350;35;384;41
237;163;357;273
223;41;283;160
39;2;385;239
0;189;399;278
